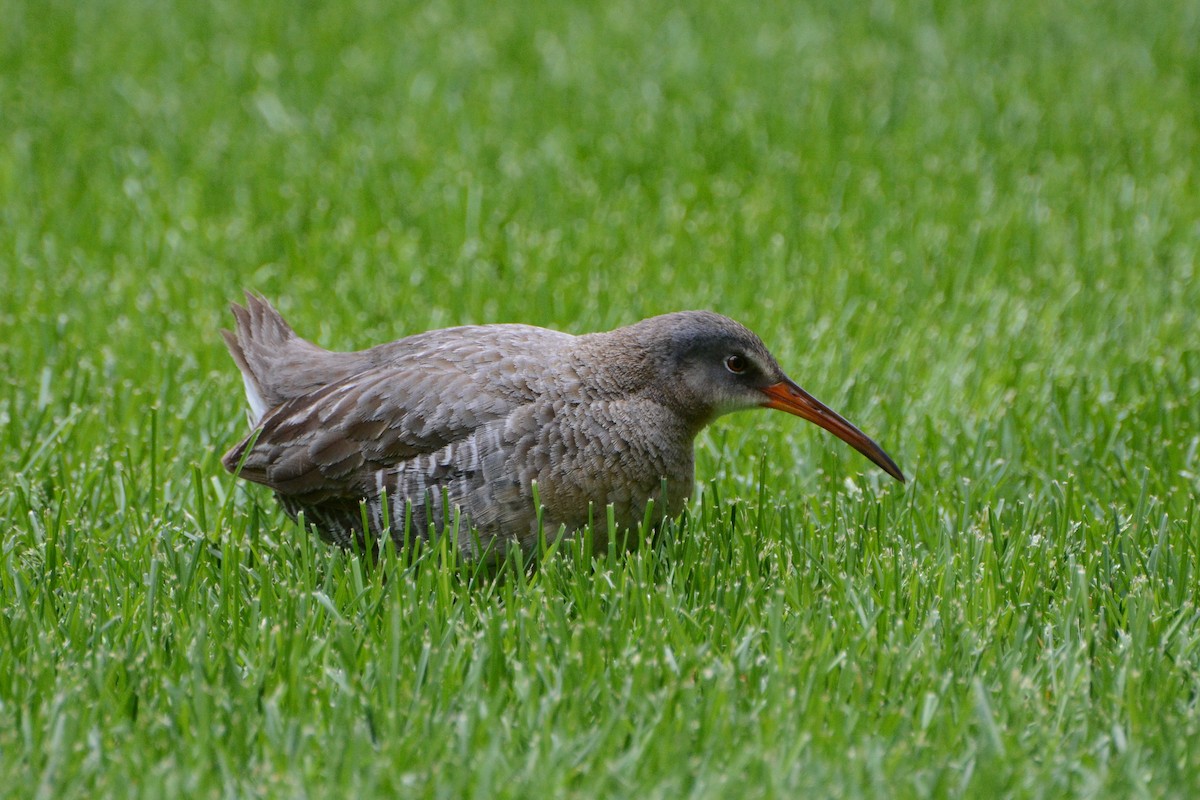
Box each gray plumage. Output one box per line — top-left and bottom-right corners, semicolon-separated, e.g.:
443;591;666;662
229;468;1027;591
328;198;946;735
222;294;904;559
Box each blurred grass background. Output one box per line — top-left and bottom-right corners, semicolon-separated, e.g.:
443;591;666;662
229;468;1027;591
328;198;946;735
2;0;1198;796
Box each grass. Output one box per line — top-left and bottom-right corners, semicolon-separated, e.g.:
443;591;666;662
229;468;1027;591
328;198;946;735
2;0;1199;796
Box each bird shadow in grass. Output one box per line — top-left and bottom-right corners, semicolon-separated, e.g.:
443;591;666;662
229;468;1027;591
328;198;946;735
253;490;682;605
380;507;666;585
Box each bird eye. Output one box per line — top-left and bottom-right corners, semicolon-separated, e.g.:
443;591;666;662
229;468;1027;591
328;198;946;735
724;354;748;374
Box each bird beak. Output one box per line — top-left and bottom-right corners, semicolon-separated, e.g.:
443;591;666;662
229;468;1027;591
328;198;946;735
760;379;906;482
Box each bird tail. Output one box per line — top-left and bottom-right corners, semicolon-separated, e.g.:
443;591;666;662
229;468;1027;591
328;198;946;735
222;292;331;424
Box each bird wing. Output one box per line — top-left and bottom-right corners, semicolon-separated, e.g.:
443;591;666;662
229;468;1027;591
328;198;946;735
223;325;577;504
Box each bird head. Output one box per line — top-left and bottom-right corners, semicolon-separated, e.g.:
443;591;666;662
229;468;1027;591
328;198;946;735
637;311;906;482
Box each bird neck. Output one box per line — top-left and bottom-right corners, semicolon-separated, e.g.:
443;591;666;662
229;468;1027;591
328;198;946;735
572;331;715;435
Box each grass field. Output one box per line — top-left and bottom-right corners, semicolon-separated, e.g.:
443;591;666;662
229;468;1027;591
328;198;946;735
3;0;1199;796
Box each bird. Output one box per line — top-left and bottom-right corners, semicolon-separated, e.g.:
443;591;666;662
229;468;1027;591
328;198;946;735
222;294;905;560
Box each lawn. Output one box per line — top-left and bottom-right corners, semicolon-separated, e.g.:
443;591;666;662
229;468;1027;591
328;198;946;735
2;0;1199;796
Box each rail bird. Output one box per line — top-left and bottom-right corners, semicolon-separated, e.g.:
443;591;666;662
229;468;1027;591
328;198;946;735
223;294;904;559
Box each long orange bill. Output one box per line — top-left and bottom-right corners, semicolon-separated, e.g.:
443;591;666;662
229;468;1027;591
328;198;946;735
760;379;906;482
